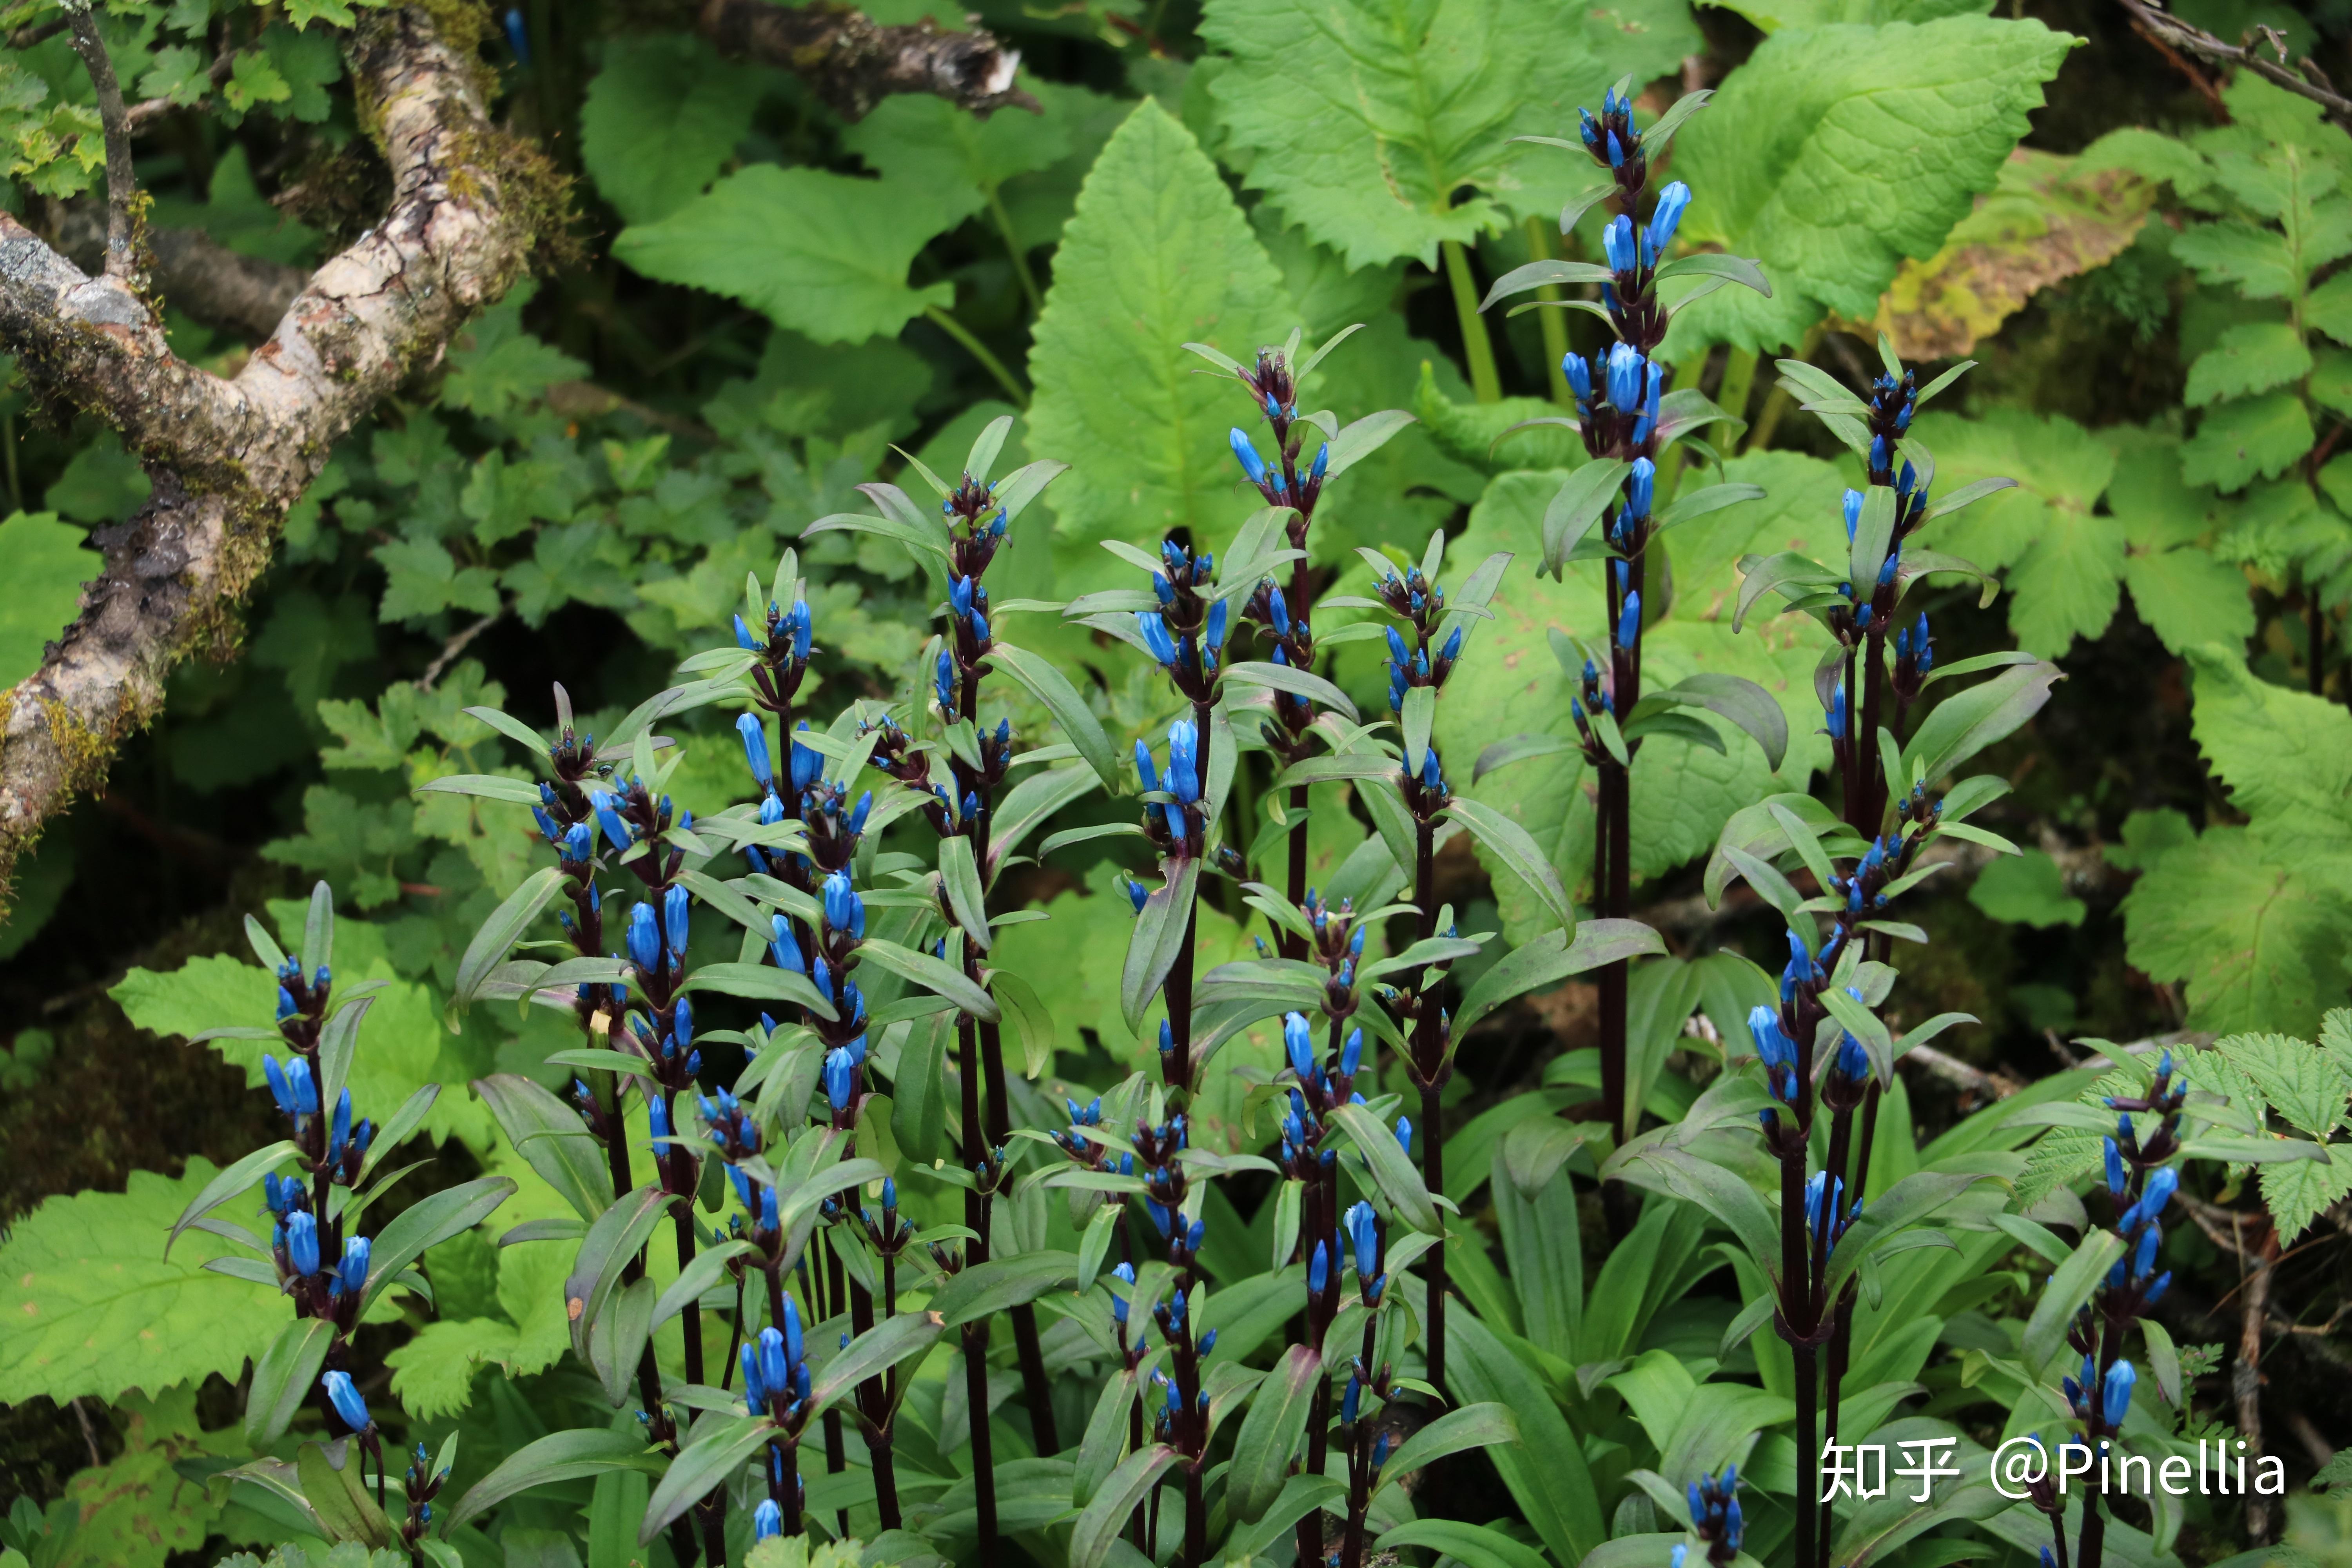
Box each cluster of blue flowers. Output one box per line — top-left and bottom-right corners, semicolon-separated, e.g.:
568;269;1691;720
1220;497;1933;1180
1134;719;1203;853
1671;1463;1743;1568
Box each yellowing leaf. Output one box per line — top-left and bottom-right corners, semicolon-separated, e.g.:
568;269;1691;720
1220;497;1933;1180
1862;147;2163;359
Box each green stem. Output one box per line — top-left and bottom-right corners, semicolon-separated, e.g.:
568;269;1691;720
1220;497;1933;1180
1744;326;1824;454
1524;218;1573;408
1653;356;1705;510
925;305;1030;408
989;190;1044;316
1717;347;1759;434
1440;240;1503;404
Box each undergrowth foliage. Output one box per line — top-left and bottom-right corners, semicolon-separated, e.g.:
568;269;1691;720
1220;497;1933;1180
6;4;2352;1568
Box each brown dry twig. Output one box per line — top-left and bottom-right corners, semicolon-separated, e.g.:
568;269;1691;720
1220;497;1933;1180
2115;0;2352;125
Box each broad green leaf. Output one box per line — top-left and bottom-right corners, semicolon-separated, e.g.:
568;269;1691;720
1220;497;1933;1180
2221;1031;2352;1139
0;511;98;690
929;1252;1080;1326
1967;848;2085;927
577;34;762;224
245;1317;336;1448
613;165;957;344
2121;826;2352;1037
2181;644;2352;846
384;1318;520;1421
2182;392;2314;491
475;1073;614;1223
641;1418;780;1543
1667;17;2074;352
0;1161;286;1405
2120;546;2255;657
842;91;1071;223
1201;0;1696;267
2258;1150;2352;1245
1025;102;1290;566
1069;1445;1181;1568
1378;1519;1552;1568
2185;319;2313;407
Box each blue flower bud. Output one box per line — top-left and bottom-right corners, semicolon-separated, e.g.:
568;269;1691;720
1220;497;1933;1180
1606;343;1644;412
1166;722;1201;804
1229;429;1269;486
2103;1137;2126;1198
1842;488;1864;541
627;902;661;972
1628;457;1655;520
1284;1011;1314;1079
1563;352;1592;405
1206;597;1230;653
735;614;759;652
1615;590;1641;650
1342;1373;1362;1425
1870;435;1889;473
1308;1240;1329;1295
1605;129;1624;168
1138;612;1179;668
322;1370;371;1431
1602;214;1636;275
824;871;864;941
1396;1116;1412;1155
736;713;772;789
824;1047;856;1112
754;1500;782;1541
790;722;821;794
1650;181;1691;253
287;1210;321;1276
2102;1359;2136;1426
769;915;805;975
1312;443;1330;479
934;650;958;717
1347;1200;1379;1279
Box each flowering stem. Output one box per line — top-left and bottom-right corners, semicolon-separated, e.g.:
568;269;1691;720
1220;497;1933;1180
1439;240;1503;404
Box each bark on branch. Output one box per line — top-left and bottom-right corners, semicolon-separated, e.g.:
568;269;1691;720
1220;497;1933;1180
2115;0;2352;125
0;6;548;905
694;0;1034;120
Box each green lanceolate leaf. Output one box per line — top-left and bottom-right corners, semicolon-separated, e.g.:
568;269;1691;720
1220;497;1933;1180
245;1316;336;1448
451;866;565;1020
476;1074;615;1223
987;643;1123;793
929;1251;1080;1326
1226;1343;1323;1523
1443;797;1576;931
1373;1402;1519;1493
363;1176;516;1316
1454;920;1666;1036
563;1185;674;1362
858;938;999;1021
168;1140;302;1258
1069;1444;1181;1568
1121;857;1202;1033
1330;1101;1442;1234
448;1429;668;1533
639;1416;777;1544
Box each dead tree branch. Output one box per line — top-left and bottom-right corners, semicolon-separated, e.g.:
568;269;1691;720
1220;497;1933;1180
0;6;552;906
2115;0;2352;124
694;0;1035;120
60;4;140;284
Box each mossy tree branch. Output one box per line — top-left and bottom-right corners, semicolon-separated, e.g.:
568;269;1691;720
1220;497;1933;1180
0;5;553;907
693;0;1036;120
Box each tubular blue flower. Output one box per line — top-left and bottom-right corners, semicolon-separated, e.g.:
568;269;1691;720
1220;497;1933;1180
562;822;592;863
265;1056;298;1116
1137;612;1179;668
824;1047;856;1112
737;713;772;789
849;791;873;835
1206;597;1230;654
948;575;974;618
1627;457;1655;520
740;1343;767;1414
1347;1200;1379;1278
1342;1373;1362;1425
1283;1012;1314;1080
1267;585;1291;635
1606;343;1644;412
1563;351;1592;407
934;650;957;716
1230;428;1270;486
769;915;805;975
1308;1240;1329;1296
1602;213;1636;274
1828;682;1849;739
1650;181;1691;253
734;614;759;652
648;1094;671;1142
1615;590;1642;650
1110;1261;1136;1324
664;885;689;957
322;1370;372;1431
2103;1137;2127;1198
1312;443;1330;479
1605;129;1624;168
1125;877;1149;915
1748;1005;1792;1071
2102;1359;2136;1426
2132;1219;2161;1281
1341;1027;1364;1076
786;600;813;660
1166;722;1201;804
1842;488;1864;542
326;1087;354;1161
334;1236;370;1296
287;1210;321;1276
1836;1031;1870;1081
2140;1165;2179;1221
823;872;864;941
626;902;660;973
1869;434;1889;473
1396;1116;1412;1155
790;722;821;793
754;1501;782;1541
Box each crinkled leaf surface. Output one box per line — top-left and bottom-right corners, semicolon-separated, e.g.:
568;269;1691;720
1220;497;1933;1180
1666;16;2074;352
